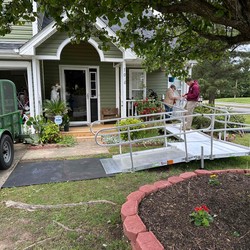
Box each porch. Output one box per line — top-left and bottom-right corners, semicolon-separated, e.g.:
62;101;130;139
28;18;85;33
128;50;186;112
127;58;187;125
60;123;116;141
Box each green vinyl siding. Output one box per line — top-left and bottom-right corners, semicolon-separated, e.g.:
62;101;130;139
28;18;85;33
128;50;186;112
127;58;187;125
1;1;32;41
93;37;122;58
42;42;116;108
36;32;68;56
0;22;33;41
99;64;116;107
147;71;168;99
36;31;122;59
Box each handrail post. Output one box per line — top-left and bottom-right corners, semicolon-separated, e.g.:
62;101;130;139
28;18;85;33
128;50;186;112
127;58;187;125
224;112;228;141
200;146;204;169
118;127;122;154
127;127;134;172
183;129;188;162
164;125;167;147
210;115;215;160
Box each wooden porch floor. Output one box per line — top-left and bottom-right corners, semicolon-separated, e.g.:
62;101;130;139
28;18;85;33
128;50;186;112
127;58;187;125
60;124;116;141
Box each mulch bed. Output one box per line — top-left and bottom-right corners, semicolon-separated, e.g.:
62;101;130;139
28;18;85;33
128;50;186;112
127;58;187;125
139;173;250;250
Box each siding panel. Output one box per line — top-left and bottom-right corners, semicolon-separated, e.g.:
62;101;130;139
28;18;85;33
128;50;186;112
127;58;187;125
0;23;33;42
147;71;168;99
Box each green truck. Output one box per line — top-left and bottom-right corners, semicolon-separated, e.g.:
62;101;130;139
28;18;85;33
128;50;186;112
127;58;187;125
0;80;22;170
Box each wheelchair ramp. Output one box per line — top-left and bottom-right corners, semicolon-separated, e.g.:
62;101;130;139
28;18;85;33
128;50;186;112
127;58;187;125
100;146;190;174
100;124;250;174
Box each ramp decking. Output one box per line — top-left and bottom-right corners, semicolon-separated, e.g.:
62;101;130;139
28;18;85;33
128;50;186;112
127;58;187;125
100;124;250;174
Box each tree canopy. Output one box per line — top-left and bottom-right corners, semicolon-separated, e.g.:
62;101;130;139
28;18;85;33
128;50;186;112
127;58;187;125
192;52;250;104
1;0;250;76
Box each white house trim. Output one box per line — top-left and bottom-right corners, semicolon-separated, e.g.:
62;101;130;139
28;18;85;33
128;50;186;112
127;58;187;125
32;58;42;115
95;18;117;39
96;17;139;61
0;61;35;117
36;54;124;62
55;37;106;61
32;2;38;36
124;48;138;60
19;21;57;55
120;60;127;118
115;65;120;111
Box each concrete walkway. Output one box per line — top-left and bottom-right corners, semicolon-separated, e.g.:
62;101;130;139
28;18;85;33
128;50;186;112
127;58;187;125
22;140;109;161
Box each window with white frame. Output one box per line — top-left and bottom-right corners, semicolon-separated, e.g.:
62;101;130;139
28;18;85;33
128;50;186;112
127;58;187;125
89;69;97;98
129;69;146;100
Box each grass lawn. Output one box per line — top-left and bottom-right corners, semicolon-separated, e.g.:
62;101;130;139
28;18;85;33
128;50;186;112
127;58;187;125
0;136;249;249
216;97;250;104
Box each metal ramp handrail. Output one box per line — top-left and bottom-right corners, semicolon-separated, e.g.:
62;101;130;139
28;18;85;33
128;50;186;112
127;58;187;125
90;105;250;172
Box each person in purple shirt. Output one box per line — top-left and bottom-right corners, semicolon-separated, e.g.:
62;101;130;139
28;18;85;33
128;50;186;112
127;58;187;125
182;78;200;130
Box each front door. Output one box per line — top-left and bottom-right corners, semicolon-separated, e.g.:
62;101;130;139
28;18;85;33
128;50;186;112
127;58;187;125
64;69;88;124
60;66;99;125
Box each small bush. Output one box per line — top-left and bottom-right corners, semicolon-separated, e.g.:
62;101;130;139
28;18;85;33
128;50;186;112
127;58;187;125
40;121;61;144
116;118;146;141
192;106;246;131
58;135;77;147
26;115;47;136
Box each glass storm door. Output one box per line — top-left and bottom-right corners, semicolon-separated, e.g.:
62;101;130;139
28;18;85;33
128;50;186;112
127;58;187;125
64;70;88;123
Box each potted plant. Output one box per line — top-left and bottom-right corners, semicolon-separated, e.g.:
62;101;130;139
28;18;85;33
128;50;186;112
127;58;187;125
43;99;69;123
63;114;70;132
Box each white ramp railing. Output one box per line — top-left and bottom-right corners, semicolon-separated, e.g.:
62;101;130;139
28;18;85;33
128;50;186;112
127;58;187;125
90;104;250;172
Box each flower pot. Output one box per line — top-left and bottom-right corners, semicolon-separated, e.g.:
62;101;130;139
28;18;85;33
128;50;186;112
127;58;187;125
64;124;69;132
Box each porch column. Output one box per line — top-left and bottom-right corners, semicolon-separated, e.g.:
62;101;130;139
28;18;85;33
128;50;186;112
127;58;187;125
32;58;43;115
115;65;120;112
26;62;35;118
120;61;127;118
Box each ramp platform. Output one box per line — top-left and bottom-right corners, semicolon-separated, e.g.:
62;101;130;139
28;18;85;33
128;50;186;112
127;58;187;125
100;124;250;174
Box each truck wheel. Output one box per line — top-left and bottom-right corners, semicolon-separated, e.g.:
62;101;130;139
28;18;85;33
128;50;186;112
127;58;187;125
0;134;14;170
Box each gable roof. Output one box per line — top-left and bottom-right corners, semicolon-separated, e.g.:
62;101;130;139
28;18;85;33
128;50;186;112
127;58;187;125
18;17;138;61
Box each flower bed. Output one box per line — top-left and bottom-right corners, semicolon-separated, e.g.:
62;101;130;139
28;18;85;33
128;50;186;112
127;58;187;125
121;169;250;250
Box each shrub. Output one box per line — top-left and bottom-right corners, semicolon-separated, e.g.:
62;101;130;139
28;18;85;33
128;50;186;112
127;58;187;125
116;118;146;141
26;115;47;143
192;105;246;131
58;135;77;147
40;121;61;144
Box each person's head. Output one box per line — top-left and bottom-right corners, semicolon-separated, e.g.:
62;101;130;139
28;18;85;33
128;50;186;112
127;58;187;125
170;84;176;91
185;77;193;86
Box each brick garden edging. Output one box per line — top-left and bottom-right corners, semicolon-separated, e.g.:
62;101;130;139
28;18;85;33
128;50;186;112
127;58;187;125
121;169;250;250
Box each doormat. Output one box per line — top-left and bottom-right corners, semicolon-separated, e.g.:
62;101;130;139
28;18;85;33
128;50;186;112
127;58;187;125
2;158;113;188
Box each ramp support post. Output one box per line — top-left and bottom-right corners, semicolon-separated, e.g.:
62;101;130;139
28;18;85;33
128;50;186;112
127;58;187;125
127;127;134;172
200;146;204;169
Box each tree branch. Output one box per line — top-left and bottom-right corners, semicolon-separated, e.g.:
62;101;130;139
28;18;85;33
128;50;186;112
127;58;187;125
3;200;117;211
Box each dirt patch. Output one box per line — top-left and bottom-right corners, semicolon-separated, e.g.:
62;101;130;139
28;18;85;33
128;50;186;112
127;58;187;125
139;173;250;250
